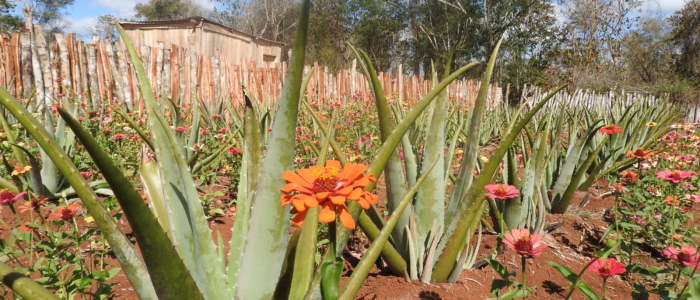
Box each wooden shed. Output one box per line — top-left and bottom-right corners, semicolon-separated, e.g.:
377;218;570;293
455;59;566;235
119;17;285;66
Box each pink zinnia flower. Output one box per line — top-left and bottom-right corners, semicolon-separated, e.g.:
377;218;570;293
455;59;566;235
173;125;190;133
0;190;27;205
588;258;626;277
686;194;700;203
484;184;520;200
110;133;129;141
502;228;547;257
663;246;700;267
656;170;697;183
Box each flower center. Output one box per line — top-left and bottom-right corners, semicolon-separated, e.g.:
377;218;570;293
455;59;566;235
514;238;532;252
312;166;340;192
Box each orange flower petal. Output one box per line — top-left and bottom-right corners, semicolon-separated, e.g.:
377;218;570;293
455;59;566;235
316;192;331;200
347;188;363;201
326;160;341;170
282;170;312;189
319;202;336;223
330;196;346;205
338;206;355;229
296;169;318;187
292;196;307;212
304;195;319;208
336;186;353;195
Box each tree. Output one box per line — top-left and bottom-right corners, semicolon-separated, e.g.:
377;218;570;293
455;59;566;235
306;0;350;70
669;0;700;85
347;0;408;72
0;0;22;33
213;0;300;43
15;0;74;33
90;14;118;40
134;0;209;21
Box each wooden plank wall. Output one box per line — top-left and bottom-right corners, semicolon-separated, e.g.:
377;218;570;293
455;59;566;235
0;26;503;113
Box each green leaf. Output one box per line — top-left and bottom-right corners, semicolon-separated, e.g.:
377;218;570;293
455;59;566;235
338;159;439;300
500;287;532;300
485;257;514;280
0;86;157;299
320;257;343;300
546;261;578;283
58;108;203;300
117;24;226;299
234;1;311;298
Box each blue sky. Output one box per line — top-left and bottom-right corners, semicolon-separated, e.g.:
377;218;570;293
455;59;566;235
13;0;692;38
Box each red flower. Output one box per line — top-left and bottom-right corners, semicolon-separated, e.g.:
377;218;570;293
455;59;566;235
599;124;622;135
502;228;547;257
228;147;242;155
0;190;27;205
18;196;46;214
664;196;680;206
627;148;654;160
484;184;520;200
49;202;81;221
656;170;697;183
587;258;626;277
663;246;700;267
80;171;94;180
620;170;638;182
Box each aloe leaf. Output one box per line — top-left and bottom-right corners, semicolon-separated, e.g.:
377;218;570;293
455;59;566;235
111;105;155;152
413;53;454;264
0;261;59;300
551;135;609;214
226;95;262;293
0;110;26;166
140;159;170;233
58;108;204;300
432;84;566;283
0;177;18;193
349;44;411;258
0;87;157;299
234;1;310;298
117;24;226;299
549;121;603;211
186;102;201;159
339;159;439;300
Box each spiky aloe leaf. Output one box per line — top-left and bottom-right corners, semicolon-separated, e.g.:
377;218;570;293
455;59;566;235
140;159;170;233
550;133;609;214
234;0;311;298
226;95;262;293
413;53;454;264
431;84;566;283
0;88;157;299
549;121;603;211
0;261;59;300
349;44;411;258
339;159;439;300
117;24;226;299
58;108;204;300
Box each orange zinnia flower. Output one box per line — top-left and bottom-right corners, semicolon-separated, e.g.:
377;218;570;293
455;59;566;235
627;148;653;160
280;160;378;229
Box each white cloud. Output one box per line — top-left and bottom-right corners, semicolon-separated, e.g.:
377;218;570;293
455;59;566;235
65;16;98;37
641;0;688;14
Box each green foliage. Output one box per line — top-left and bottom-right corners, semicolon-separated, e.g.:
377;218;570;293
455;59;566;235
134;0;207;21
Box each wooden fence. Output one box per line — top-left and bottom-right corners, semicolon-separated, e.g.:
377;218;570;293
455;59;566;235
0;25;502;113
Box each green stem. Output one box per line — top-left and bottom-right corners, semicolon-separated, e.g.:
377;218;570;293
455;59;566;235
564;258;599;300
602;278;607;300
521;255;527;291
678;263;700;296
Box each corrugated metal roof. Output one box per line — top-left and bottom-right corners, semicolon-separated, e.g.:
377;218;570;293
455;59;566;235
119;16;286;46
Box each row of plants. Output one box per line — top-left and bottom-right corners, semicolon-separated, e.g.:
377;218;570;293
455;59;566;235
0;1;696;298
